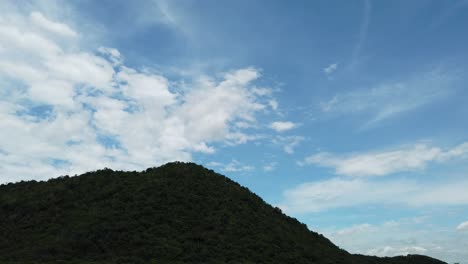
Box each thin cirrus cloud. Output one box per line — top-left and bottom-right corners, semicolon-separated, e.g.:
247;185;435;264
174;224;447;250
299;142;468;177
351;0;371;66
320;69;459;126
0;11;278;183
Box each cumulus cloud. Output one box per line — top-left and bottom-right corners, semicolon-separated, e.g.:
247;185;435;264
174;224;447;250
269;121;297;132
300;142;468;177
0;11;275;183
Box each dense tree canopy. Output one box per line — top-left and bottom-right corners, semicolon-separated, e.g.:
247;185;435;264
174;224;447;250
0;162;446;264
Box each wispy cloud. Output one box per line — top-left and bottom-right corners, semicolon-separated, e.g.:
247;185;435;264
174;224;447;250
269;121;297;132
207;160;254;173
318;218;468;262
142;0;197;40
30;11;77;37
351;0;371;67
457;221;468;231
279;177;468;213
319;69;459;126
153;0;186;32
324;63;338;75
300;142;468;177
367;246;428;257
273;135;304;154
263;162;277;172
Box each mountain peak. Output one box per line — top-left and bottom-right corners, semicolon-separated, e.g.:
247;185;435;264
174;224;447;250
0;162;446;264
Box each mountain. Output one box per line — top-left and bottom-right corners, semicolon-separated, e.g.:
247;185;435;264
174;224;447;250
0;162;446;264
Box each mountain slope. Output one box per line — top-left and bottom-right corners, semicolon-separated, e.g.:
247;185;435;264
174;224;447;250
0;162;446;264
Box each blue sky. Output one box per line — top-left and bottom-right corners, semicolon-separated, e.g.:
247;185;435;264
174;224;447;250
1;0;467;262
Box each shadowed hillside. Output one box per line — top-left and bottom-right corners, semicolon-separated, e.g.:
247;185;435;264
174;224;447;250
0;162;447;264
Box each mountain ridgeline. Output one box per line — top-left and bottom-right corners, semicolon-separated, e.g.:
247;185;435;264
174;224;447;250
0;162;446;264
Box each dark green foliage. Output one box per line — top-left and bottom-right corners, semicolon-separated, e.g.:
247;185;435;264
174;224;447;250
0;162;446;264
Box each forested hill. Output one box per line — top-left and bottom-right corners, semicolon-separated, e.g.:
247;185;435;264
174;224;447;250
0;162;447;264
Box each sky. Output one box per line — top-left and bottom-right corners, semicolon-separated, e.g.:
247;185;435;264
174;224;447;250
0;0;467;262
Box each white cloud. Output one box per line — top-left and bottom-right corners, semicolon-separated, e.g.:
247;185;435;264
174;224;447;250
207;160;254;173
206;161;222;167
279;177;468;213
224;161;254;172
30;11;77;37
300;142;468;177
263;162;277;172
251;87;272;96
367;245;428;257
269;121;297;132
273;135;304;154
268;99;278;110
320;69;458;125
334;223;372;236
457;221;468;231
315;218;468;263
97;47;122;65
0;11;275;183
46;53;115;90
224;132;262;145
0;23;62;57
323;63;338;74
